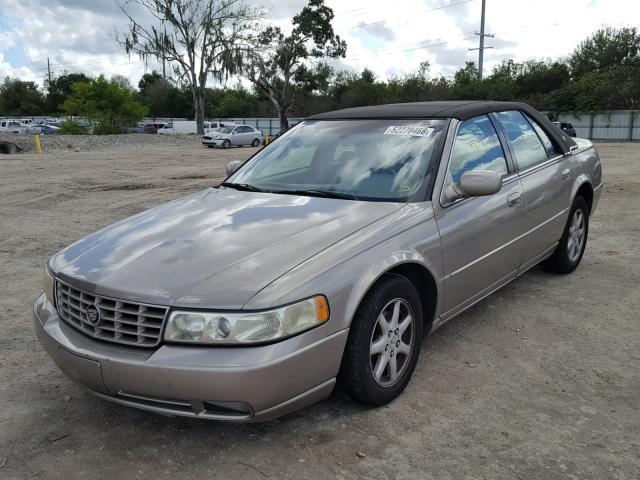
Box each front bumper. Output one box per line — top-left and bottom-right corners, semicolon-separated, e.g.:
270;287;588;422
33;293;348;422
201;137;225;147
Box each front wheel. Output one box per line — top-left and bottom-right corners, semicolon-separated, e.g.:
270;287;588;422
222;139;231;149
544;196;589;274
339;275;423;406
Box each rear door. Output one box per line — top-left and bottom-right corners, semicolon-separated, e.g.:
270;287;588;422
493;111;571;270
238;126;251;144
242;126;255;144
435;114;529;319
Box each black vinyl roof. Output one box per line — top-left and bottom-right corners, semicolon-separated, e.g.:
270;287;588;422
308;101;577;153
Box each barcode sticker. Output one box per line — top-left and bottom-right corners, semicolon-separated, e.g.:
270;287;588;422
384;125;434;137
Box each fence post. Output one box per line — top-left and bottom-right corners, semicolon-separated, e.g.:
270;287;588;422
269;118;272;135
629;111;636;142
588;112;594;140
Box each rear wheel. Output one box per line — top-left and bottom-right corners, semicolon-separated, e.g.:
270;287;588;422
252;138;260;147
544;196;589;274
339;275;423;405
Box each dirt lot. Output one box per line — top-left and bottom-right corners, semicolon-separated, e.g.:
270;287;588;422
0;138;639;479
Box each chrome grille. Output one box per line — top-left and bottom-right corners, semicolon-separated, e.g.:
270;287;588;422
55;281;168;347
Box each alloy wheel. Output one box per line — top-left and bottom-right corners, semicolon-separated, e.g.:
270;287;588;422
567;209;586;262
369;298;415;387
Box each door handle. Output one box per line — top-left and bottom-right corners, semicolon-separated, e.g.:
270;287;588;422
561;168;570;180
507;192;522;207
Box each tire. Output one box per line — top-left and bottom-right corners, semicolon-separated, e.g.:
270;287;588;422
222;140;231;149
207;145;214;148
252;138;260;147
339;274;423;406
544;196;589;274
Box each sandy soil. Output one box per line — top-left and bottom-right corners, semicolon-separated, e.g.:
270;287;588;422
0;140;638;479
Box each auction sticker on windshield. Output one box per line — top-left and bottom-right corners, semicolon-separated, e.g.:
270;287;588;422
383;125;434;137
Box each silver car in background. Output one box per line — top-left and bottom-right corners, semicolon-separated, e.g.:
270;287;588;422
202;124;263;148
35;101;602;421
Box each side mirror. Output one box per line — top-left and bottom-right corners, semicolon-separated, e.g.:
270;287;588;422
226;160;242;176
444;170;502;203
458;170;502;197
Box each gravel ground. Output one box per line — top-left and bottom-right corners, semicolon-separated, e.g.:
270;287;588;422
0;133;201;154
0;140;639;479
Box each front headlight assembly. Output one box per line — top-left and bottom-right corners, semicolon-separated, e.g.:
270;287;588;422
164;296;330;345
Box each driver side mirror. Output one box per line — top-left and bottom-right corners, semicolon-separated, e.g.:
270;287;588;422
226;160;242;176
444;170;502;203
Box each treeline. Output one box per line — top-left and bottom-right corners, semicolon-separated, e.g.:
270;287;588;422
1;26;639;123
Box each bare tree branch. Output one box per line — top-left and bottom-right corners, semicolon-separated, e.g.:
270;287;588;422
113;0;261;133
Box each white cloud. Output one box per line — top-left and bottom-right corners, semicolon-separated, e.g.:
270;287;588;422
0;0;639;87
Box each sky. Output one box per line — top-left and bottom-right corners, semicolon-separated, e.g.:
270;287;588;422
0;0;639;89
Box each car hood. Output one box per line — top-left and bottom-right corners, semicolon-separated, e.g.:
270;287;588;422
51;188;401;308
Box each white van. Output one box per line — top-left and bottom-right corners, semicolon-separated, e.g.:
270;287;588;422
203;121;237;134
157;121;197;135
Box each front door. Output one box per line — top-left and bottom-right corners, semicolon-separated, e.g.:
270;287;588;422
435;114;529;319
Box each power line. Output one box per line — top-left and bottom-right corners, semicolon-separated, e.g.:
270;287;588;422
347;31;477;62
48;54;134;70
346;0;477;32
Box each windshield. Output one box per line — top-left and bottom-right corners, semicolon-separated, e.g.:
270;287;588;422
221;127;234;133
227;119;446;202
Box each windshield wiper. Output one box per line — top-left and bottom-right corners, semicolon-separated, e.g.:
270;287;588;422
219;182;265;193
270;189;359;201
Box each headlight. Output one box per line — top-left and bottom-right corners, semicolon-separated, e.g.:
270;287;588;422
164;296;329;345
43;267;55;306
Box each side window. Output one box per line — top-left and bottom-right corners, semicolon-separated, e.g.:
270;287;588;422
449;115;508;184
524;114;558;156
495;111;549;170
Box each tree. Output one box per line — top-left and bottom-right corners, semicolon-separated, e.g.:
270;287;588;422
243;0;346;131
46;72;92;113
569;26;640;78
451;61;484;100
138;71;164;93
60;75;148;134
0;78;47;116
111;74;134;92
116;0;259;134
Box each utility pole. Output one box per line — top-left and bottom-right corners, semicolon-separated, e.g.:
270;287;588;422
162;24;167;80
468;0;494;80
47;57;52;90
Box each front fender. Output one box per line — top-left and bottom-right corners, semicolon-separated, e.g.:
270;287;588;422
244;203;444;336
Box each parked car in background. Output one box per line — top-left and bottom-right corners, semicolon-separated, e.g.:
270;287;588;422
201;125;263;148
20;119;34;126
34;101;602;421
158;121;197;135
40;125;61;135
127;123;145;134
203;121;237;134
554;122;577;137
143;122;167;134
0;120;27;133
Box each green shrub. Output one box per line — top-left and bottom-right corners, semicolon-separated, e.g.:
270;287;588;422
58;120;86;135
